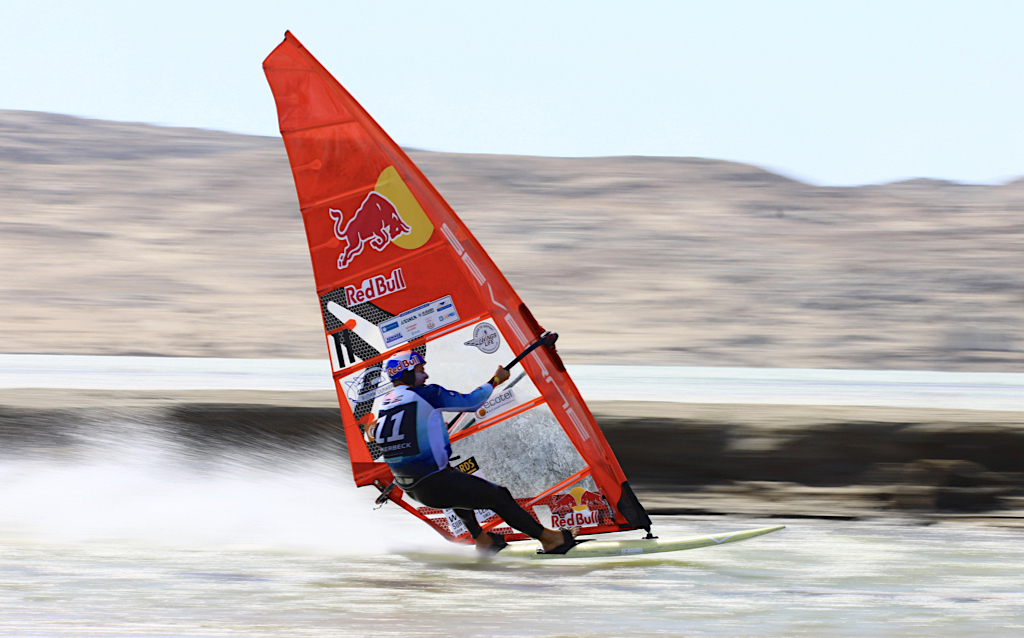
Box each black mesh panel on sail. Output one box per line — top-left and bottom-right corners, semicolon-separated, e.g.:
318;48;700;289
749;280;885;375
617;480;652;531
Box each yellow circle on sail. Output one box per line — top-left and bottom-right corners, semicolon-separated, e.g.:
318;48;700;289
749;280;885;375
569;486;588;511
375;166;434;249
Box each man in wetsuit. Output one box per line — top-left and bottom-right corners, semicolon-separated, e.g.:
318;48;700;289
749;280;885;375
367;350;577;555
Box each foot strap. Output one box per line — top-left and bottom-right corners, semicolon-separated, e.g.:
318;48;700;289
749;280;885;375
538;528;578;555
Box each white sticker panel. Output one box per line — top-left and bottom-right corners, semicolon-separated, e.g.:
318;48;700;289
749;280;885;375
445;509;469;537
379;295;460;348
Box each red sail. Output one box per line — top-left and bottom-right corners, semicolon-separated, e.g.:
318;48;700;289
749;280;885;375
264;31;650;542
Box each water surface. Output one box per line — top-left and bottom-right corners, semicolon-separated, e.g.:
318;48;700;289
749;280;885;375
1;423;1021;638
1;357;1022;636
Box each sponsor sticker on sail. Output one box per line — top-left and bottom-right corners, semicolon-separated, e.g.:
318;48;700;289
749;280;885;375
464;322;500;354
547;487;609;528
476;388;517;420
379;296;460;347
339;366;392;403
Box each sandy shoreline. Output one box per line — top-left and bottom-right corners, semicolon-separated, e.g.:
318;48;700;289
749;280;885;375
3;389;1021;524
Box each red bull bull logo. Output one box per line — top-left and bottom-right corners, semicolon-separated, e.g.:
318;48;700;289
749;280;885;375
330;191;411;270
549;487;608;528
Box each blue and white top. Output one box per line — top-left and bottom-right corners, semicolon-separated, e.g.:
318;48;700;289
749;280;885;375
369;383;493;480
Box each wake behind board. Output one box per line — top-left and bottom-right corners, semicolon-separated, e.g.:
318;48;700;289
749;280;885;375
499;526;785;559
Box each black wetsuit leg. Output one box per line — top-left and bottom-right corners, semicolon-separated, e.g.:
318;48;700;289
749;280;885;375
451;508;484;538
406;467;545;539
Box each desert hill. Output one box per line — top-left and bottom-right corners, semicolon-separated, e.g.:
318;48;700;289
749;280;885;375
1;110;1021;370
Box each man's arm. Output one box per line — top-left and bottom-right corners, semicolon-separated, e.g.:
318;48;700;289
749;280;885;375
415;367;510;412
415;384;493;413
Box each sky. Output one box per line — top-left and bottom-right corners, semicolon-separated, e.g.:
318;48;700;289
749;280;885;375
3;0;1023;186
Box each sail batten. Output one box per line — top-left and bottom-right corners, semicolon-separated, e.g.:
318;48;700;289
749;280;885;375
264;31;651;541
448;396;548;443
281;117;359;135
298;182;376;214
327;310;494;379
317;242;449;294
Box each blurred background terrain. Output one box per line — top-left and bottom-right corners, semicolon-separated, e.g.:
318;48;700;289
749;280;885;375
2;110;1024;519
1;110;1021;371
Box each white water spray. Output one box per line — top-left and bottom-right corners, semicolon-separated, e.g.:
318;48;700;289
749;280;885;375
0;419;440;555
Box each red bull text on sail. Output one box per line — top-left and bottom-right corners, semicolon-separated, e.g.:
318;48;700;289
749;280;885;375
345;268;406;305
549;488;608;528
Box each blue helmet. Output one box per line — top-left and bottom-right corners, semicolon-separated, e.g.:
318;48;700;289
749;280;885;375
384;350;426;382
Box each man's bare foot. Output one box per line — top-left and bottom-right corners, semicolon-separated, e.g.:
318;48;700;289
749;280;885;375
474;533;495;549
539;526;579;553
474;531;508;555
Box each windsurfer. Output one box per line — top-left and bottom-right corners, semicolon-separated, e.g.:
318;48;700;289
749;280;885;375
367;350;579;555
